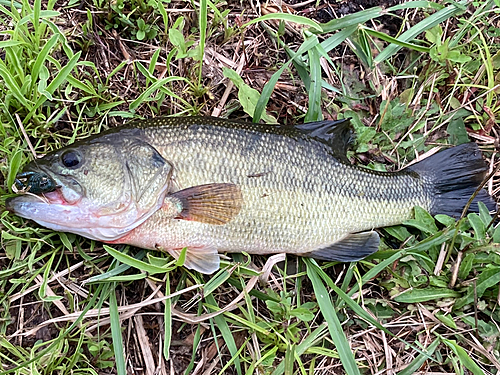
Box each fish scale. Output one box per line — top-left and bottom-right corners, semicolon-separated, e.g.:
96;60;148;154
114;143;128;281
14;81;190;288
120;118;432;255
7;116;496;274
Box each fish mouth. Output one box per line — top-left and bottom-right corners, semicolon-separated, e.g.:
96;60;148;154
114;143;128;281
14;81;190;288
6;185;164;243
7;162;171;242
13;162;84;206
6;188;75;220
6;178;103;240
6;191;127;241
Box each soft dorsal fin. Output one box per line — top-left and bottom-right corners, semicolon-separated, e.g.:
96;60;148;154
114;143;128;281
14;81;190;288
294;118;353;163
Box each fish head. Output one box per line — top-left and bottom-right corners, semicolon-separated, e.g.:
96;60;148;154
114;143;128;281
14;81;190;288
7;133;173;241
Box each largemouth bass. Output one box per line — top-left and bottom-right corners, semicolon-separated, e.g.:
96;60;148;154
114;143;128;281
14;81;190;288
6;116;497;273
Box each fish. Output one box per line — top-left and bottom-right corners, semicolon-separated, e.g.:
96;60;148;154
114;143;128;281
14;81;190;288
6;116;497;274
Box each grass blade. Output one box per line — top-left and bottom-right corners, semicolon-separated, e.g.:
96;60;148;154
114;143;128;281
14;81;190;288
205;294;242;375
0;40;24;48
388;1;443;11
253;36;319;122
0;63;31;108
306;259;361;375
203;268;232;296
164;274;172;360
394;287;460;303
6;148;23;191
147;48;161;87
305;47;322;122
320;25;358;54
375;2;465;63
38;251;62;302
109;285;127;375
362;26;430;53
441;337;486;375
43;51;81;96
319;7;383;33
198;0;207;85
183;318;202;375
242;13;322;32
103;245;176;274
397;338;440;375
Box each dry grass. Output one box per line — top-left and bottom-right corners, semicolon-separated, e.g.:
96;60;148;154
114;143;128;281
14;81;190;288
1;0;500;374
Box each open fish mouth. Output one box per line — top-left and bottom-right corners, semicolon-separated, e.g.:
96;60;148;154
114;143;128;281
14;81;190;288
7;189;66;209
6;181;169;243
6;192;144;242
8;167;81;215
6;189;88;230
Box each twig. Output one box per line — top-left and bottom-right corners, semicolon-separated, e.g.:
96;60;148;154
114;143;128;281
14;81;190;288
134;316;156;375
448;248;463;288
460;162;500;220
211;47;246;117
15;114;37;159
433;242;448;276
10;284;202;337
285;0;317;8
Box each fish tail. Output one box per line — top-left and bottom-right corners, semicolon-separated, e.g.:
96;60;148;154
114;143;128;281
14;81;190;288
408;143;497;218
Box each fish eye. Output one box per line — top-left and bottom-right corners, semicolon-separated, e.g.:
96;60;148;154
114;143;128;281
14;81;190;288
61;150;82;168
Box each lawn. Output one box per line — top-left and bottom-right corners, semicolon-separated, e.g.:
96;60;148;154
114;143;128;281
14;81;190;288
0;0;499;374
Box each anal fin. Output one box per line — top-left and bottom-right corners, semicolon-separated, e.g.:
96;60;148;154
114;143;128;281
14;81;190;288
167;245;220;274
306;231;380;262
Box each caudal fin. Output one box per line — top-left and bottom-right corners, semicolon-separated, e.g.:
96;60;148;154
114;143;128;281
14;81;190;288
408;143;497;218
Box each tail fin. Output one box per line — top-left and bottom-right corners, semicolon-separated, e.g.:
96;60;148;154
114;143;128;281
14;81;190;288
408;143;496;218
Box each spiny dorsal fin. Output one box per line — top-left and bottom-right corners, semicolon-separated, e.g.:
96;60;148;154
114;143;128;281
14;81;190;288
305;231;380;262
168;183;243;225
294;118;353;163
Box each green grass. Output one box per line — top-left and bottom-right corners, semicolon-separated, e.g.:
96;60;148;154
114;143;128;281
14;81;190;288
0;0;500;374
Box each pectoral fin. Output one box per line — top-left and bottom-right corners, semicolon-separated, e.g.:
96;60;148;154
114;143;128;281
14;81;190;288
167;245;220;274
306;231;380;262
168;183;242;225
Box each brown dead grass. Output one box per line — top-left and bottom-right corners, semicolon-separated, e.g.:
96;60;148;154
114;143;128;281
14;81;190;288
2;0;500;374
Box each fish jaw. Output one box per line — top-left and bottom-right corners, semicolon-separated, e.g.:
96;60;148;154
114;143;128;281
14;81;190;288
6;188;167;242
7;191;102;239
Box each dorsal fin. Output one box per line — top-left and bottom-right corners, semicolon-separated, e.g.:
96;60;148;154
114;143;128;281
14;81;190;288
293;118;353;163
76;116;354;164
